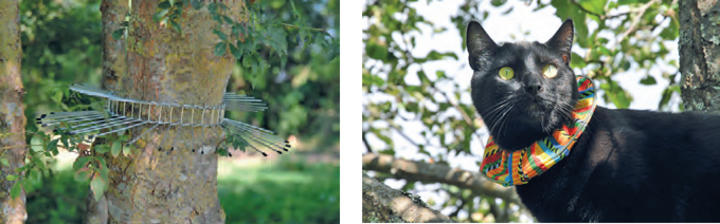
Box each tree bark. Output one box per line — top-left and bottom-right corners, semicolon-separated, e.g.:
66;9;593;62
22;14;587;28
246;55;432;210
100;0;128;93
0;0;27;223
679;0;720;111
362;153;522;205
86;2;131;223
362;172;452;223
96;1;242;223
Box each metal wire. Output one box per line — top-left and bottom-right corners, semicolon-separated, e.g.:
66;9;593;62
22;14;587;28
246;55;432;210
37;84;290;156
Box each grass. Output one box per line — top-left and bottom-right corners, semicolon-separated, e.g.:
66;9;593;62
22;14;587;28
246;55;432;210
219;158;339;224
25;156;339;224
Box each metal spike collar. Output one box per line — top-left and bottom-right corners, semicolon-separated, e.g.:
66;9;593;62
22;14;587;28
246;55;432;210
37;84;290;156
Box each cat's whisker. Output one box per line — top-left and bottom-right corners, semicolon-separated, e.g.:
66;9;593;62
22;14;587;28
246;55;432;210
485;97;518;136
496;105;517;137
482;96;516;123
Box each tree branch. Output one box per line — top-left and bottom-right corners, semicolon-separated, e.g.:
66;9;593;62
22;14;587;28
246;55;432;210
362;172;452;223
616;0;662;44
362;153;522;205
362;131;373;153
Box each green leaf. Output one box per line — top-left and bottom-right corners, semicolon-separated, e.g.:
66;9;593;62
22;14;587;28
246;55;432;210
570;52;586;68
214;42;227;56
10;182;21;199
30;135;43;152
490;0;507;7
74;169;91;182
578;0;606;15
170;20;182;33
73;156;92;170
158;1;171;9
639;75;657;85
0;158;9;167
112;28;125;40
46;139;59;155
153;9;170;22
365;41;388;60
213;29;227;41
191;0;204;9
222;15;234;24
6;174;17;181
90;175;107;201
122;144;132;156
95;144;110;154
111;140;122;157
660;17;679;40
229;43;241;59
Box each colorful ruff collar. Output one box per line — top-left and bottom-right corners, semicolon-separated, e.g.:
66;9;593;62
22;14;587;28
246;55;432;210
480;76;597;186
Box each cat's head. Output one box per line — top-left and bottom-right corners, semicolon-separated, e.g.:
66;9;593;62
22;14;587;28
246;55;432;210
466;19;579;151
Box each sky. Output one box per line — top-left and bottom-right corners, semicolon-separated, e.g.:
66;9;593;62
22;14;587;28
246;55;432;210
364;0;679;221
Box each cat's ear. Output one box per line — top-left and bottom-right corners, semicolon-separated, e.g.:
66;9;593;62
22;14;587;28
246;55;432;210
546;19;574;64
466;21;497;57
466;21;497;70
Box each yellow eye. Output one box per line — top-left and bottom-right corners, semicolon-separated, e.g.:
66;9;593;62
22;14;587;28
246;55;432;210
542;64;558;78
498;67;514;80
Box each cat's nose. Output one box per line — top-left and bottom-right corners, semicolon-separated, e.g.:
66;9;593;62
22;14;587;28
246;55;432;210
525;84;543;95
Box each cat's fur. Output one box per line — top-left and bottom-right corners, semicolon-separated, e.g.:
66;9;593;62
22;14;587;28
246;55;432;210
466;19;720;222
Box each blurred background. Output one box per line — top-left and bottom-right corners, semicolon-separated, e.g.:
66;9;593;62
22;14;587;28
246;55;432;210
20;0;339;223
363;0;677;222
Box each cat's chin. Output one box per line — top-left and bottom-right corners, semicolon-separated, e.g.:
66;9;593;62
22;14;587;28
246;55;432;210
490;115;548;151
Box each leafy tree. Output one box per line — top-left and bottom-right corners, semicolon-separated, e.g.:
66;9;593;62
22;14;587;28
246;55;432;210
363;0;678;222
16;0;338;222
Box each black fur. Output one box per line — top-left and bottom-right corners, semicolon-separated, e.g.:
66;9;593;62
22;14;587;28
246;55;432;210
466;20;720;222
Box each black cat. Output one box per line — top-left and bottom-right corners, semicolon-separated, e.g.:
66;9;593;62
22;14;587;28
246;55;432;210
466;19;720;222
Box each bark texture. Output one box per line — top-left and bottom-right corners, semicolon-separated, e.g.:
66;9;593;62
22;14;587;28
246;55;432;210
96;1;242;223
100;0;128;93
0;1;27;223
679;0;720;111
362;172;452;223
362;153;522;205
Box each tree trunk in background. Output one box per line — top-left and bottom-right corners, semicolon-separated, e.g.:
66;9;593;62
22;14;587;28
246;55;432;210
100;0;128;93
679;0;720;111
95;1;241;223
0;0;27;223
86;1;130;223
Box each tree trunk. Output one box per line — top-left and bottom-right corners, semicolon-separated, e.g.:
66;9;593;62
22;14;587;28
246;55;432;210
95;1;241;223
362;172;452;223
679;0;720;111
86;2;130;223
0;0;27;223
100;0;128;93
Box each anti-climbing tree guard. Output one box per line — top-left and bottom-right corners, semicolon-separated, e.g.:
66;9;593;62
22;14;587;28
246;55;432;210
36;84;290;156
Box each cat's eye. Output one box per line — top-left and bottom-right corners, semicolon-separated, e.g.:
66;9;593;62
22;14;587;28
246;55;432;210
542;64;558;78
498;67;514;80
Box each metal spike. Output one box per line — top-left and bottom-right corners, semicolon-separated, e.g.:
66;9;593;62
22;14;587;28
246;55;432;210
70;117;143;135
126;123;160;146
222;123;287;153
92;120;151;138
39;113;107;126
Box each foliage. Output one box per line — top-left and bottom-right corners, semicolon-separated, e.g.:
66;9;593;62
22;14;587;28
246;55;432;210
363;0;679;222
142;0;341;149
223;0;340;149
25;167;89;224
14;0;104;202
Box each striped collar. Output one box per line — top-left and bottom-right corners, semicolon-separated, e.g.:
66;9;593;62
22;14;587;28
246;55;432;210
480;76;597;186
